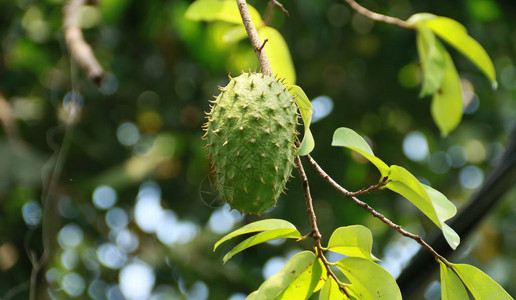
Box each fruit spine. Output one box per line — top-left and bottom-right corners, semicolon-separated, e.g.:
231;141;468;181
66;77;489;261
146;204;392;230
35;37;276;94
203;72;298;214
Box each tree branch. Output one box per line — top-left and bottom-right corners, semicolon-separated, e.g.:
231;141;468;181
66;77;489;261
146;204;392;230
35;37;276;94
63;0;104;85
294;155;350;298
236;0;272;75
305;154;451;267
343;0;411;29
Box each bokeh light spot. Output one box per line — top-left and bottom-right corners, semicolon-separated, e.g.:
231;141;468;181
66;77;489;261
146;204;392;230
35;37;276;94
93;185;117;210
58;224;83;249
106;207;128;231
97;243;127;269
61;272;86;297
262;257;286;279
119;262;156;300
117;122;140;146
459;166;484;189
22;200;42;227
311;96;334;123
402;131;429;162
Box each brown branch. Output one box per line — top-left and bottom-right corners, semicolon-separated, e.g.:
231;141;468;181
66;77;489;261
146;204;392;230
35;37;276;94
343;0;411;29
270;0;289;17
236;0;272;75
305;154;451;266
63;0;104;85
294;156;350;298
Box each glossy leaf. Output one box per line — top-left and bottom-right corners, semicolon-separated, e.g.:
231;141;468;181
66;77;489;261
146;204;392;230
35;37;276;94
247;251;323;300
314;259;328;293
319;278;345;300
336;257;402;300
423;15;496;88
416;24;446;97
453;264;513;300
185;0;263;26
290;85;315;156
327;225;379;261
222;228;301;263
214;219;299;251
425;185;460;249
439;261;469;300
332;128;389;177
431;41;462;136
258;26;296;85
386;166;459;249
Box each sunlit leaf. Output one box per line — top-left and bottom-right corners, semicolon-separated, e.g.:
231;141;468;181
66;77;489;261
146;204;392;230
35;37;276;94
313;259;328;293
431;40;462;136
408;13;497;89
290;85;314;156
258;26;296;85
331;128;389;177
425;185;460;249
185;0;263;26
425;16;496;89
336;257;402;300
439;261;469;300
453;264;513;299
222;228;301;263
214;219;299;251
386;166;460;249
319;278;345;300
327;225;379;261
247;251;323;300
416;24;447;97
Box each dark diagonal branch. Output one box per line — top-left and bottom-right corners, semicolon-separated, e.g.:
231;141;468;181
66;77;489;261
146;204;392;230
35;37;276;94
236;0;272;75
63;0;104;85
343;0;410;29
305;154;450;267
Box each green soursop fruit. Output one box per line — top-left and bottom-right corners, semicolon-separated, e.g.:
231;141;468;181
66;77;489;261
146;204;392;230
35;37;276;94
203;72;298;214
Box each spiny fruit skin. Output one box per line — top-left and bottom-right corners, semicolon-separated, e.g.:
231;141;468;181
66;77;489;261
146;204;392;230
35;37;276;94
203;72;297;214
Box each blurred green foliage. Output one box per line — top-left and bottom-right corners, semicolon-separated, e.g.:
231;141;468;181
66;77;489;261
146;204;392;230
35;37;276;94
0;0;515;299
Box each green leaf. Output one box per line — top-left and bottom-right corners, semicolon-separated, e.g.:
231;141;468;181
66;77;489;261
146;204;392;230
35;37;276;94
453;264;513;300
290;85;314;156
314;259;328;293
424;185;460;249
331;128;389;177
214;219;299;251
185;0;263;26
336;257;402;300
319;278;345;300
431;40;462;136
247;251;323;300
416;24;447;97
424;15;497;89
386;166;460;249
439;261;469;300
327;225;379;261
222;228;301;263
258;26;296;85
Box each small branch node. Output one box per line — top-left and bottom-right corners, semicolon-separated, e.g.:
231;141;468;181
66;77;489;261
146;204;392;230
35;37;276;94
258;38;269;51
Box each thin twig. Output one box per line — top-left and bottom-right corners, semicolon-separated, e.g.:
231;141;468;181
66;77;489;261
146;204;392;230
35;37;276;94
294;156;351;297
236;0;272;75
63;0;104;85
270;0;289;17
343;0;411;29
305;154;451;266
346;179;386;197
